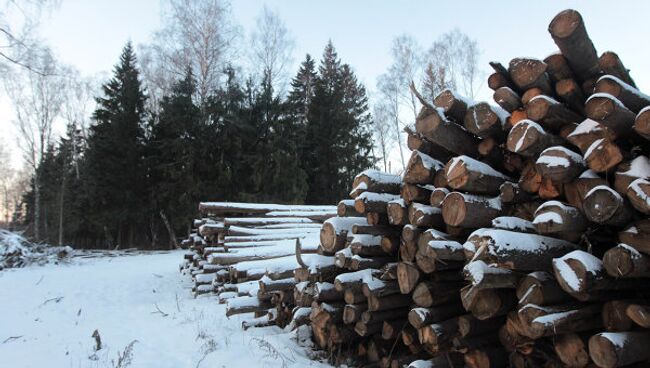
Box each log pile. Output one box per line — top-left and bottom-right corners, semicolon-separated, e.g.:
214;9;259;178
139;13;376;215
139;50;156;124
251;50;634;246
310;8;650;367
180;8;650;368
179;201;336;330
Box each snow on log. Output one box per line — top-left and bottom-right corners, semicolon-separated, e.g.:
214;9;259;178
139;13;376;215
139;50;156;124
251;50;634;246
445;155;511;195
414;102;480;158
595;75;650;113
466;228;578;271
226;295;273;317
589;331;650;368
618;219;650;255
403;150;444;185
535;146;585;184
634;106;650;140
626;178;650;214
463;260;520;290
553;250;649;301
566;118;615;153
491;216;535;233
199;202;335;216
532;201;588;242
208;239;318;265
506;120;563;158
224;217;315;226
354;191;401;214
351;169;401;196
408;202;443;228
508;58;553;95
527;95;582;132
463;102;510;140
319;216;368;253
441;192;503;228
516;271;571;306
585;93;636;137
434;89;474;123
583;138;623;173
583;185;632;226
614;156;650;194
264;210;336;222
603;243;650;278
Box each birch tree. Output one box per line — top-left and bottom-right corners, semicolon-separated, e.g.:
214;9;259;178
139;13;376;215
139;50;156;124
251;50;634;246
249;6;295;94
5;47;66;239
139;0;241;110
372;102;395;172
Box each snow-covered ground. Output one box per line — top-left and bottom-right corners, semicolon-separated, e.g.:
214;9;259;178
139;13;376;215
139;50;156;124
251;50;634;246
0;250;331;368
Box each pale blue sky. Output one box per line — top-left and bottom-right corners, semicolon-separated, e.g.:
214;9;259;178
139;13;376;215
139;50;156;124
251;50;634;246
3;0;650;167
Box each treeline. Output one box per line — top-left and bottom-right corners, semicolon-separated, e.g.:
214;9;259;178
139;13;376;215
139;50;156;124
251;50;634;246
21;42;374;249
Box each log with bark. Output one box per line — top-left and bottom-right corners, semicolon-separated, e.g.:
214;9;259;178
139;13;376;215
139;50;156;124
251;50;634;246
585;93;636;138
553;250;650;301
526;95;582;132
434;88;473;123
442;192;504;229
506;119;564;158
548;9;599;83
589;331;650;368
445;155;511;195
532;200;588;242
536;146;586;185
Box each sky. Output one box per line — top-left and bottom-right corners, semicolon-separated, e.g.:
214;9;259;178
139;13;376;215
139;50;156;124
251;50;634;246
2;0;650;169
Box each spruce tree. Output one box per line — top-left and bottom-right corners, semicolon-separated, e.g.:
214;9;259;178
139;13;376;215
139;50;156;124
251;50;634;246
249;72;307;203
302;42;375;204
148;67;201;244
85;42;148;248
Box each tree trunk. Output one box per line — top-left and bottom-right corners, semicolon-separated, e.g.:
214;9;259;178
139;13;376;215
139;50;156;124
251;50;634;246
441;192;503;228
583;185;632;226
603;244;650;278
535;146;585;184
548;9;599;82
516;271;571;306
599;51;636;88
506;119;564;158
589;331;650;368
585;93;636;138
508;58;553;95
526;95;582;132
445;155;511;195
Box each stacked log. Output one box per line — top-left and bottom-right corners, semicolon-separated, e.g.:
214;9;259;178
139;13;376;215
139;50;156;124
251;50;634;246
318;8;650;367
179;201;336;332
179;8;650;368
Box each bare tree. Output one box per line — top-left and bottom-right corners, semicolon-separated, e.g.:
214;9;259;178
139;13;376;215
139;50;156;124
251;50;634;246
0;140;14;226
389;35;422;119
376;35;423;170
5;46;66;239
377;73;405;169
249;6;295;93
0;0;59;75
371;103;395;172
61;69;96;178
422;29;482;100
139;0;241;110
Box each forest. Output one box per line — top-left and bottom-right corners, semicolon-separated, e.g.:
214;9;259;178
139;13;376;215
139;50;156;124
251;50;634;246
0;0;480;249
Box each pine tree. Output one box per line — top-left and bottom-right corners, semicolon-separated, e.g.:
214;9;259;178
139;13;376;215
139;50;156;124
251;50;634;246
302;42;375;204
85;42;148;248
